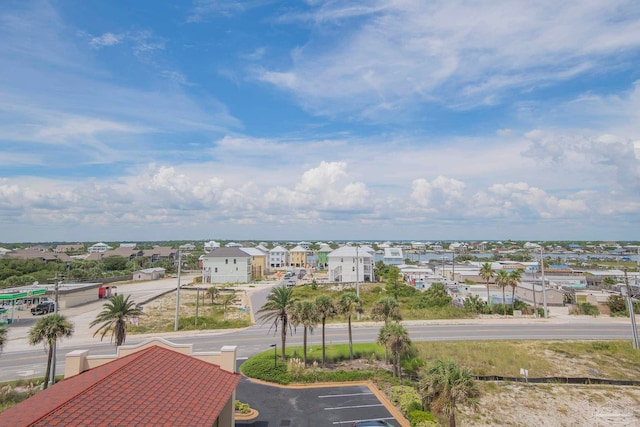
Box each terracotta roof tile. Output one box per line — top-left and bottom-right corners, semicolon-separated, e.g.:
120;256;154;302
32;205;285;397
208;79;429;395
2;346;240;426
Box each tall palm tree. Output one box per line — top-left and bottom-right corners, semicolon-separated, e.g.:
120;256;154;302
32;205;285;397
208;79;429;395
377;322;411;378
495;270;510;315
315;295;335;366
479;263;495;306
90;294;142;346
508;270;522;310
291;301;320;365
372;297;401;363
420;359;480;427
257;286;298;361
29;313;74;389
337;292;362;360
0;326;7;354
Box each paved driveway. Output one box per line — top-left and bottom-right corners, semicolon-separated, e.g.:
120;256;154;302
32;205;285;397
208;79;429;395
235;376;401;427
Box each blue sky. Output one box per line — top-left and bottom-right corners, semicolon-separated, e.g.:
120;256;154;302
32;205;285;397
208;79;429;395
1;0;640;243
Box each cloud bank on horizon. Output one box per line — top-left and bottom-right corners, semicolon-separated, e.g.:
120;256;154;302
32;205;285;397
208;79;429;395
1;0;639;242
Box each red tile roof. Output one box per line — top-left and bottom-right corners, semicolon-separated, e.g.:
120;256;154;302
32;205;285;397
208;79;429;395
2;345;240;426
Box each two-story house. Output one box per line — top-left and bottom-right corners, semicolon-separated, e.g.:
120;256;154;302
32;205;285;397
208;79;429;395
269;246;288;269
201;248;251;284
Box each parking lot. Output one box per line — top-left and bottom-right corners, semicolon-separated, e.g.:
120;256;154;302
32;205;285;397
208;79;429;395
235;377;402;426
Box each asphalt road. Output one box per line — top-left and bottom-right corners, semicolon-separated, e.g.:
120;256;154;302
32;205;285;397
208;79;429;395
0;275;634;382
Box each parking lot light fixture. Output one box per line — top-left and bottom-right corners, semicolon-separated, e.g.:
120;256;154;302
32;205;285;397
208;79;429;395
270;344;277;368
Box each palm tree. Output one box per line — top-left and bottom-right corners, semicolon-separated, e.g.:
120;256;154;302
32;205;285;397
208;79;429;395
257;286;298;361
29;313;74;389
315;295;335;366
508;270;522;310
495;270;510;315
0;326;7;354
90;294;142;346
291;301;320;365
420;359;480;427
377;322;411;378
221;291;238;312
337;292;362;360
372;297;401;363
206;286;219;304
479;263;495;306
371;296;401;324
384;267;403;299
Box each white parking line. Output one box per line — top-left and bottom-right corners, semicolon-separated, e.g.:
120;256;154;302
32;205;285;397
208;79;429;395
318;392;374;398
324;404;384;410
332;417;395;425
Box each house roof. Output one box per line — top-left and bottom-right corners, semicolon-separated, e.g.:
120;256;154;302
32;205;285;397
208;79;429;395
240;247;266;257
203;247;250;258
2;345;240;426
328;245;373;258
289;245;307;253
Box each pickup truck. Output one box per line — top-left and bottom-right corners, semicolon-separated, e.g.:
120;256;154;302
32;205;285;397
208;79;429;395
31;302;56;315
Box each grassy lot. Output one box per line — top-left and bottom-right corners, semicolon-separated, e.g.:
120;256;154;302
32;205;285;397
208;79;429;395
292;282;474;321
128;287;251;334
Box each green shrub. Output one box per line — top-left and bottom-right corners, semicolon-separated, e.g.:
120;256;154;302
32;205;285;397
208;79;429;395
408;409;438;427
607;294;627;316
491;303;513;315
389;385;421;415
571;302;600;316
234;400;251;414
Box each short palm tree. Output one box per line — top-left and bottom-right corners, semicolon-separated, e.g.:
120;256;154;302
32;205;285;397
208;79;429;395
372;297;401;363
90;294;142;346
29;313;74;389
0;326;7;354
479;263;495;306
337;292;363;360
495;270;510;315
257;286;297;361
206;286;219;304
315;295;335;365
420;359;480;427
221;291;238;312
291;301;320;365
377;322;411;378
509;270;522;309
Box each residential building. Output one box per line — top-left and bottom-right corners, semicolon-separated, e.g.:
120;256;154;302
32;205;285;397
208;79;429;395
383;247;404;265
201;247;251;283
88;242;110;253
204;240;221;252
317;244;333;269
269;245;288;269
54;243;84;253
2;338;240;427
143;246;177;263
298;241;311;250
239;247;267;279
289;245;308;268
133;267;166;281
327;245;374;283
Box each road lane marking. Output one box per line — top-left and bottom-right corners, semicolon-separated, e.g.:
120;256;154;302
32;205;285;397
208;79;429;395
333;417;395;425
318;392;373;398
324;404;383;410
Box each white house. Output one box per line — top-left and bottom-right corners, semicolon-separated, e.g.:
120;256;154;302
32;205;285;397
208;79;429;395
383;247;404;265
201;248;251;284
88;242;110;253
269;246;288;269
204;241;220;252
327;246;374;283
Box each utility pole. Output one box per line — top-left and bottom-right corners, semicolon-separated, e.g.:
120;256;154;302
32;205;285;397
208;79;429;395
356;246;360;320
174;248;182;332
540;248;548;319
623;268;639;350
49;275;61;386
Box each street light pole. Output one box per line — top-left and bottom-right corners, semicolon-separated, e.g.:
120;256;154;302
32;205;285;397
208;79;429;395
540;248;548;319
174;248;182;332
623;268;639;350
356;245;360;320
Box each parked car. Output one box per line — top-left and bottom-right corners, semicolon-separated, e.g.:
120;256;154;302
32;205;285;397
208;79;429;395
31;301;56;315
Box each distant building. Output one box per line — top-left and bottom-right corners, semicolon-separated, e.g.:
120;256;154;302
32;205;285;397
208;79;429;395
54;243;85;253
88;242;110;253
383;247;404;265
269;246;289;269
327;245;374;283
133;267;166;281
289;245;308;268
201;248;251;284
239;247;267;279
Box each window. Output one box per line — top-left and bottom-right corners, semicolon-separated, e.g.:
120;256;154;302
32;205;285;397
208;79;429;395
234;259;236;264
352;266;355;271
226;259;228;264
214;268;218;273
